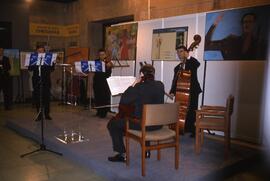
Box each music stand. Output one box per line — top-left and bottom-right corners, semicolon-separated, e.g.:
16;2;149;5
74;60;105;109
21;52;62;157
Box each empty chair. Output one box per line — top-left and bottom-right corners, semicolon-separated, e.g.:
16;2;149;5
125;103;180;176
195;95;234;158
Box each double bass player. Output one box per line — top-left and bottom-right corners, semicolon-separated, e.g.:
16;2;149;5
170;45;202;137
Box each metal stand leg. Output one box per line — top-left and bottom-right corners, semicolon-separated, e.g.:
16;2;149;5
21;105;62;158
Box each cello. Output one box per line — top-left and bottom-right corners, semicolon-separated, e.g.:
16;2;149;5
175;34;201;133
109;62;146;122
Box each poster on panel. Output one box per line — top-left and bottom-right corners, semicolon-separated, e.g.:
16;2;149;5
54;51;64;64
20;52;32;70
4;49;20;76
204;5;270;61
66;47;89;65
151;27;188;61
105;23;138;61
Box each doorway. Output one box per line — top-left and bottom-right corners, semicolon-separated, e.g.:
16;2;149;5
0;22;12;48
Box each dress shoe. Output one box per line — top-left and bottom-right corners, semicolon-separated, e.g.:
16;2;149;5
145;151;151;159
108;153;126;162
45;115;52;120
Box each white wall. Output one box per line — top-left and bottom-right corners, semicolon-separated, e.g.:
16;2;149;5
262;33;270;151
112;13;266;143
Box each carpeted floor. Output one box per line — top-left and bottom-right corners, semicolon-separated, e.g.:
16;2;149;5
2;103;262;181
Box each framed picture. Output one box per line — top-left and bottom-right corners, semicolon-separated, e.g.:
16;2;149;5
151;27;188;61
105;23;138;61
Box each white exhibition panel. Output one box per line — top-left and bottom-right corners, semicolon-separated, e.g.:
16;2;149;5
204;61;239;138
136;18;163;76
263;47;270;148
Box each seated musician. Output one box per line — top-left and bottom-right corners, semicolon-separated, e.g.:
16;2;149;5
170;45;202;137
107;64;165;162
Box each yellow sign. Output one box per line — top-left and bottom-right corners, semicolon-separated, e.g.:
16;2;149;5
29;23;79;37
65;24;80;37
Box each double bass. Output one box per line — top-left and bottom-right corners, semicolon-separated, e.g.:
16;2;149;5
175;34;201;133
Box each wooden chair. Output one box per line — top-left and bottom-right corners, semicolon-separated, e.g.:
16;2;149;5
125;103;180;176
195;95;234;158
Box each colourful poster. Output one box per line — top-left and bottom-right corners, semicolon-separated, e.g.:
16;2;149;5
66;47;89;65
20;51;32;70
54;51;65;64
105;23;138;61
4;49;20;76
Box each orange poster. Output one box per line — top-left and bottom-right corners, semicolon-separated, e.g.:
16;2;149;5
66;47;89;65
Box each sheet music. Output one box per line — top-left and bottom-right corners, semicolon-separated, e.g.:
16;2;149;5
74;61;105;73
107;76;136;96
24;53;57;66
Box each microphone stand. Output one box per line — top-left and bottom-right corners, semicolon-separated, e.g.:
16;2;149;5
21;55;62;158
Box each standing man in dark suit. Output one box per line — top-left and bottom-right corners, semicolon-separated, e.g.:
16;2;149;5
0;48;12;110
28;45;54;120
170;45;202;137
93;49;113;118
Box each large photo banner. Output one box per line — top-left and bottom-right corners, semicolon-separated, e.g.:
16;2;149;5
105;23;138;61
151;27;188;61
204;5;270;61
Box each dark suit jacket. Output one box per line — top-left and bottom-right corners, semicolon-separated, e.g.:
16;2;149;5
93;59;112;107
120;79;165;130
28;65;54;89
170;56;202;96
120;79;165;119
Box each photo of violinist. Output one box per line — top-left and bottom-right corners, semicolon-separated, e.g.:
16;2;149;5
170;45;202;137
107;64;165;162
93;48;113;118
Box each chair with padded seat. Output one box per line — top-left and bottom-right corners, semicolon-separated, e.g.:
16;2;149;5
125;103;180;176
